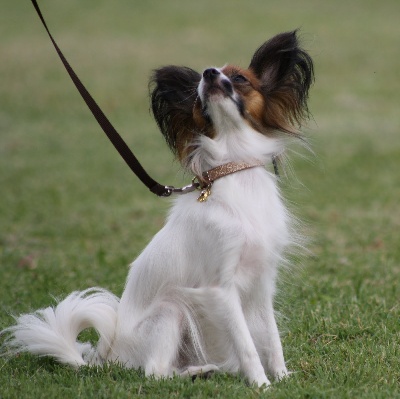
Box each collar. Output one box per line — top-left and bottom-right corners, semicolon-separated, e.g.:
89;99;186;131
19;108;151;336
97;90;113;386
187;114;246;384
166;157;278;202
195;160;265;202
197;160;265;186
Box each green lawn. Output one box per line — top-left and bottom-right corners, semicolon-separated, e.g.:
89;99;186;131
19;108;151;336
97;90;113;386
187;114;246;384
1;0;399;398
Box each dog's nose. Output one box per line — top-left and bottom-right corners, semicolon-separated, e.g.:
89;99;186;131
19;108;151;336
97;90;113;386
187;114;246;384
203;68;220;81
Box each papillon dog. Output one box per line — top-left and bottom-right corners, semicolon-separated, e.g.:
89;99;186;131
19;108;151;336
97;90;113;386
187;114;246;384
2;30;314;387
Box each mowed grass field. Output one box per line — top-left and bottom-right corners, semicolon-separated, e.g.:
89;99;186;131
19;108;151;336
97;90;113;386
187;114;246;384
1;0;399;398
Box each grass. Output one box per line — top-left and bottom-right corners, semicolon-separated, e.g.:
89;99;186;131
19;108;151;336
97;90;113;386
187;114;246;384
1;0;399;397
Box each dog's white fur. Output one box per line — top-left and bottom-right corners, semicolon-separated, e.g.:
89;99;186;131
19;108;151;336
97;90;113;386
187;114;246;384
3;69;294;388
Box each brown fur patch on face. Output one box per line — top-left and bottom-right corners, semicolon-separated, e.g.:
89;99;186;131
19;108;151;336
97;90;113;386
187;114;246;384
221;65;269;134
221;65;302;136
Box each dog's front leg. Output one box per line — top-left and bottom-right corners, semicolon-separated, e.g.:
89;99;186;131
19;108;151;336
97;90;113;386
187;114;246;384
191;287;270;386
248;302;289;381
223;288;270;387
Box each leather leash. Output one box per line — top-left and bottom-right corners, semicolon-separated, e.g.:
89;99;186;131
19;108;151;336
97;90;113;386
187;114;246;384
31;0;175;197
30;1;278;198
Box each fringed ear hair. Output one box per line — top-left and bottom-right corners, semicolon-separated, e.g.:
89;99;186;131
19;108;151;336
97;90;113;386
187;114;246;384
150;66;202;161
249;30;314;135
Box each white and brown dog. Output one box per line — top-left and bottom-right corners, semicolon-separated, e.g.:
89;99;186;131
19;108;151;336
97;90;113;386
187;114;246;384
2;30;314;387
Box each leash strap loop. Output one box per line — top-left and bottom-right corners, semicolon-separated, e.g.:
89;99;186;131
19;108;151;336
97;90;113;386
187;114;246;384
30;0;171;197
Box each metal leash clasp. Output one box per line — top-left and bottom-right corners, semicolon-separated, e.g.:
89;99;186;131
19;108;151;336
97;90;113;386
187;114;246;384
162;175;213;202
164;178;200;196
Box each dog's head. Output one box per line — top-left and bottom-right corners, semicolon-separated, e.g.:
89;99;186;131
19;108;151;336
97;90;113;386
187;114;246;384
150;30;314;163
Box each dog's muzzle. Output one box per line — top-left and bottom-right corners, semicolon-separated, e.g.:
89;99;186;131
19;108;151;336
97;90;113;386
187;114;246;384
199;68;234;101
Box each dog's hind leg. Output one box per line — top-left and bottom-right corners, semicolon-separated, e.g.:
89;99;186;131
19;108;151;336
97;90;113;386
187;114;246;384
132;301;183;378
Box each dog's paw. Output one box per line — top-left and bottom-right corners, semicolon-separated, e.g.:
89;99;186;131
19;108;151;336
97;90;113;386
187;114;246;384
180;364;219;380
273;368;292;381
250;376;271;391
247;370;271;389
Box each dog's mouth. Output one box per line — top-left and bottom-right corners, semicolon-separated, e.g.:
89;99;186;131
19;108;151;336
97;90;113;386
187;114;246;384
204;84;228;97
198;68;244;118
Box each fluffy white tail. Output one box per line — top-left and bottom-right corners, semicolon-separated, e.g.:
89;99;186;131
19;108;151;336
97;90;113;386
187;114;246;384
2;288;119;367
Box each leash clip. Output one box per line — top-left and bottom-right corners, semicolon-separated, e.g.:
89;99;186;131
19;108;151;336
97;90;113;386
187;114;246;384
164;179;200;196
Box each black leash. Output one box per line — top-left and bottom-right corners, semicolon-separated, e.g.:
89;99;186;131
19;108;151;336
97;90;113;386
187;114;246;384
30;0;175;197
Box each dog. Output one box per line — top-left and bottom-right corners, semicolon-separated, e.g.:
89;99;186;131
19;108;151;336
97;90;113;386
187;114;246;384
1;30;314;388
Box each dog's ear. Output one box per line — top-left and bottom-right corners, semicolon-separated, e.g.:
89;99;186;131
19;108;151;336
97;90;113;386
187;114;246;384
150;66;201;159
249;30;314;132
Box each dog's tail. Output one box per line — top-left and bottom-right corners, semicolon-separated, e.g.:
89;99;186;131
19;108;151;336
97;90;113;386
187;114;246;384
1;288;119;367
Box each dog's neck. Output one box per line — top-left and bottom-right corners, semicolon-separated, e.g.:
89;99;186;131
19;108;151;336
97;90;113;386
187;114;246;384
187;125;283;177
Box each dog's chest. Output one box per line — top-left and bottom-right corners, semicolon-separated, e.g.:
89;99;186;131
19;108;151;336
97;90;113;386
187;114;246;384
180;175;288;277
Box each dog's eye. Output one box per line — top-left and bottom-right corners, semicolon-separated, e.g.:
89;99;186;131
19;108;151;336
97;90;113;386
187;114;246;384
232;74;248;84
